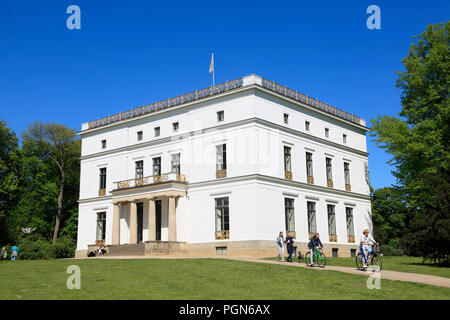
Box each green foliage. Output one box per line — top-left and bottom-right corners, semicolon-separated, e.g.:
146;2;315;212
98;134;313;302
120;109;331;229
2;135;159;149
16;235;76;260
370;22;450;264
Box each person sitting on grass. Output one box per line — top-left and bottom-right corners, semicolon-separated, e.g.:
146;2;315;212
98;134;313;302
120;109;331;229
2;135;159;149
359;229;378;269
307;233;323;267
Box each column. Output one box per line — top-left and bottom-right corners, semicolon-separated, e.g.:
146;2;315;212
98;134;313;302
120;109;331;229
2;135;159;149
129;201;137;244
112;203;120;245
168;196;177;242
148;198;156;241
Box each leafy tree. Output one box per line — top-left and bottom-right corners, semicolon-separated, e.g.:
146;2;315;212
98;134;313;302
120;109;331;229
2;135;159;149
22;122;80;244
370;22;449;264
0;120;21;243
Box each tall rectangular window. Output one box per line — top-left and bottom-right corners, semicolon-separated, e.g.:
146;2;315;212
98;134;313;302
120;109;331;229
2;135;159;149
137;131;143;141
344;162;351;191
305;121;310;131
171;153;180;174
216;144;227;178
215;197;229;239
284;146;292;179
217;110;224;122
99;168;107;190
285;198;295;232
307;201;317;237
96;212;106;241
346;207;354;241
154;127;160;137
328;205;336;240
135;160;144;179
326;157;333;188
306;152;313;184
153;157;161;176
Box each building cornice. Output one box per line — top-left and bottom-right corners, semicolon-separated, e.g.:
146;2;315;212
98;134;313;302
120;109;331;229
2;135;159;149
80;117;369;162
79;75;367;134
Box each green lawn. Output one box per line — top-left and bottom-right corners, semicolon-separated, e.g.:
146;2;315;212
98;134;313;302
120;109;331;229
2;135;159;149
265;255;450;278
0;258;449;299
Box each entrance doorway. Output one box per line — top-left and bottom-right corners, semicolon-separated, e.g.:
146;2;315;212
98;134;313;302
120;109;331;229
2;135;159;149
156;200;162;241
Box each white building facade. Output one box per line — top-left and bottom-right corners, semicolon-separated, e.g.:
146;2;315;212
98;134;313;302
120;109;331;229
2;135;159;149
76;75;372;258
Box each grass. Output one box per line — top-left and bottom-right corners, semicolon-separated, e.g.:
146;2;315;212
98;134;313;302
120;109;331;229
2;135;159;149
265;255;450;278
0;258;449;300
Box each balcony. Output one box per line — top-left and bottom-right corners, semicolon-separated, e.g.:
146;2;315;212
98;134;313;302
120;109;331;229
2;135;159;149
329;234;337;242
114;172;187;190
215;230;230;240
327;180;333;188
216;169;227;179
347;235;355;243
345;184;351;191
307;176;314;184
98;189;106;196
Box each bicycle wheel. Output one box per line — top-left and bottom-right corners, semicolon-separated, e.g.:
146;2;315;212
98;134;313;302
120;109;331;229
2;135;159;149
317;252;326;268
355;252;364;270
304;252;312;266
369;255;382;272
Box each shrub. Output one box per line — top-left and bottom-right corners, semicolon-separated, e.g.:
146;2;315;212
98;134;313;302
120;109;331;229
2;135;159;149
381;245;404;256
16;236;76;260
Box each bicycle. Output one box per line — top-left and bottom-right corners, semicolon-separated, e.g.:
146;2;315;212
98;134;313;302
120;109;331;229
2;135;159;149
356;243;382;272
304;247;326;268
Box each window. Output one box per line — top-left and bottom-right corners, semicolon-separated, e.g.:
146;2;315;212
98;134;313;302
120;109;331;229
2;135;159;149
343;134;347;144
346;207;354;241
153;157;161;176
215;197;229;239
326;157;333;187
154;127;160;137
344;162;351;190
350;249;356;258
307;201;317;237
171;153;180;174
332;248;339;258
96;212;106;241
216;144;227;178
327;205;336;239
172;122;179;133
99;168;107;190
325;128;329;138
135;160;144;179
101;140;106;149
216;246;227;255
284;146;292;179
305;121;310;131
137;131;143;141
285;198;295;232
283;113;289;124
306;152;313;183
217;111;224;122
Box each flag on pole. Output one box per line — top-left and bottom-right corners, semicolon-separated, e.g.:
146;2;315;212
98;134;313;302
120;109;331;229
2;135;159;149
209;51;215;86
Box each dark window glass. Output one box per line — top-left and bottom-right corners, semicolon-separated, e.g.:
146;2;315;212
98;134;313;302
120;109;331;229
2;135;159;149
153;157;161;176
217;111;224;122
135;160;144;179
215;197;229;232
99;168;107;190
216;144;227;170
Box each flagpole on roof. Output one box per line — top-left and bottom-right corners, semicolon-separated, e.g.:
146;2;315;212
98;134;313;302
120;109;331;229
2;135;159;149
209;51;215;87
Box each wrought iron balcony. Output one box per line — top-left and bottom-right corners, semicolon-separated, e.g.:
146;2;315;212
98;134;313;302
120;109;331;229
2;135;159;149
329;234;337;242
347;235;355;243
215;230;230;240
114;173;187;190
285;171;292;180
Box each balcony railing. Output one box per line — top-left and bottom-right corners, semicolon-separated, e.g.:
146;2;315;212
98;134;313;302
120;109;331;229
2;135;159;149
114;172;187;190
327;180;334;188
329;234;337;242
347;235;355;243
215;230;230;240
345;184;351;191
98;189;106;196
285;171;292;180
286;231;296;239
307;176;314;184
216;169;227;178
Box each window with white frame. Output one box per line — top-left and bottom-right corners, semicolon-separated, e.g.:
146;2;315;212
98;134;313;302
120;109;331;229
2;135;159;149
306;152;313;177
171;153;180;174
285;198;295;232
344;162;350;185
96;212;106;241
154;127;160;137
327;205;336;236
307;201;317;234
215;197;229;238
217;110;224;122
135;160;143;179
346;207;354;237
216;144;227;171
153;157;161;176
326;157;333;181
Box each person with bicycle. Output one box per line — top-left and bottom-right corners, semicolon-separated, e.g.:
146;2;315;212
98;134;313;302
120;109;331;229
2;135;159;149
307;233;323;266
359;229;378;269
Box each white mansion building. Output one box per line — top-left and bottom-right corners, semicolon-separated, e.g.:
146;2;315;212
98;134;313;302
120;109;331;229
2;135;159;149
76;75;372;258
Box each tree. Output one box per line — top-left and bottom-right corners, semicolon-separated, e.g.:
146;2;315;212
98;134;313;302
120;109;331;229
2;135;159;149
0;120;21;243
22;122;80;244
370;22;449;264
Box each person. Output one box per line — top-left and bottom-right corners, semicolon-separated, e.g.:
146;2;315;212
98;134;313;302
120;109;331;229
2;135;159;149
285;234;294;262
307;233;323;266
276;231;285;262
98;246;106;255
0;247;6;261
11;245;19;261
360;229;378;269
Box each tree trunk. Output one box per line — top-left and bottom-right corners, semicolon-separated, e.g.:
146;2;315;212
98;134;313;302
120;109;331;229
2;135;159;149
52;173;65;244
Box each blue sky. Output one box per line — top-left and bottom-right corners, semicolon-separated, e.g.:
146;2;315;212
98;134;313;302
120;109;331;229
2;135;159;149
0;0;448;189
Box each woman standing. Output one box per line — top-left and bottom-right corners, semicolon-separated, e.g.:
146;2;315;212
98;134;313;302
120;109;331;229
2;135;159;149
276;231;285;262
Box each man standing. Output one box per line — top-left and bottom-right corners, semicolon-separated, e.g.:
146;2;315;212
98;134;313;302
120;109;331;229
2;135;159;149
285;235;294;262
11;245;19;261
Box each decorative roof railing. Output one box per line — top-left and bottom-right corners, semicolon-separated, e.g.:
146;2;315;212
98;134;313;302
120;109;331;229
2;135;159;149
113;172;187;190
260;78;361;124
85;75;363;130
